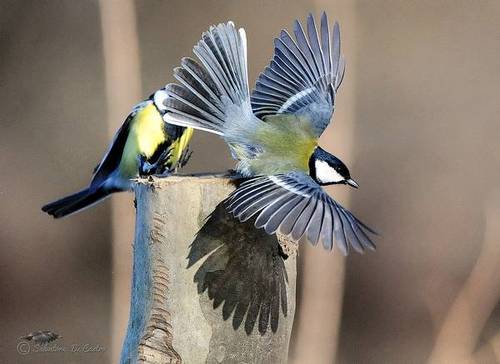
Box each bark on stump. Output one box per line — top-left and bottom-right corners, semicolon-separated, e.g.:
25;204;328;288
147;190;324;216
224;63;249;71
120;175;297;364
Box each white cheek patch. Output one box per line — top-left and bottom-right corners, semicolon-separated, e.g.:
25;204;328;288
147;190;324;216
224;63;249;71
153;89;168;111
315;160;344;184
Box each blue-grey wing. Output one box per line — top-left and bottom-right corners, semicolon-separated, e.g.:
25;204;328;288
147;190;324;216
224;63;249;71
251;12;345;138
225;172;375;254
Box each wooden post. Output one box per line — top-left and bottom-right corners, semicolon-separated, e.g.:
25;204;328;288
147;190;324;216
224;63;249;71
120;175;297;364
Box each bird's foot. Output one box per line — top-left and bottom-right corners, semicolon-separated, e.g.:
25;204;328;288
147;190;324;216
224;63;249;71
137;155;156;177
138;154;171;177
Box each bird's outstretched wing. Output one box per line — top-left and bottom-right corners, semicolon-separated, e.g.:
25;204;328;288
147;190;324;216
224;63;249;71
251;12;344;138
163;22;252;137
226;172;375;254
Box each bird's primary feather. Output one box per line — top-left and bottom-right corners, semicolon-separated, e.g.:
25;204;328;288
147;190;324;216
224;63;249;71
226;173;376;253
252;12;345;138
163;23;258;157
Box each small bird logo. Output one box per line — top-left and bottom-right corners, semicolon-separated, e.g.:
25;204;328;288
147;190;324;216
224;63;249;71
19;330;62;344
163;12;376;253
42;89;193;218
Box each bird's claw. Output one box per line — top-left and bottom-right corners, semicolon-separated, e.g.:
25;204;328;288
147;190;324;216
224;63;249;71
137;155;156;176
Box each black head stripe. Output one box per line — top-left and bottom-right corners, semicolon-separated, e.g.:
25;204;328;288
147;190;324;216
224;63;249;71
308;151;317;180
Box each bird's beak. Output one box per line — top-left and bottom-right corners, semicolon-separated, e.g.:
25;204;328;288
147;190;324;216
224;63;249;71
346;178;359;189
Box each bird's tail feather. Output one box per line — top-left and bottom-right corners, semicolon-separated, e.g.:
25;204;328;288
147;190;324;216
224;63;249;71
42;187;112;218
163;21;252;137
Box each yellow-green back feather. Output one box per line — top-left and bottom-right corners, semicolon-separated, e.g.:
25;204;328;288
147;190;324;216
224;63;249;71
246;114;318;175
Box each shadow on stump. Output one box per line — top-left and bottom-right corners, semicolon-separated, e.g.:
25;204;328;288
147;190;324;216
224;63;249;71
187;201;290;335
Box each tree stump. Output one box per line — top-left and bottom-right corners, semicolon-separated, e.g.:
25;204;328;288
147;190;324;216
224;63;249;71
120;175;297;364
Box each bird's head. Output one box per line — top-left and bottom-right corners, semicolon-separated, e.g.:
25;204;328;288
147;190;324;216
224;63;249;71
309;146;359;188
152;89;168;115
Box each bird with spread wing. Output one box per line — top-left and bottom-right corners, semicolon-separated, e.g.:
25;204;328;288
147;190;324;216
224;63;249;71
162;12;375;254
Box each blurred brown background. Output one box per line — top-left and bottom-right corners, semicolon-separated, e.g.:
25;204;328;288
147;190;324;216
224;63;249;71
1;0;499;363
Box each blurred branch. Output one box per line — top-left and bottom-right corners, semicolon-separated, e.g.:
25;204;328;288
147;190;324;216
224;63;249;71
99;0;142;121
98;0;142;362
428;190;500;364
288;244;345;364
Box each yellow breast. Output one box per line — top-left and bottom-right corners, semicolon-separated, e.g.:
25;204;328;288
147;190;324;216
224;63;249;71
120;103;166;177
131;103;166;157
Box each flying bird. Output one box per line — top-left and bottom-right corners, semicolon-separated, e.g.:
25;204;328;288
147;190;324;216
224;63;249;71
163;13;375;254
42;89;193;218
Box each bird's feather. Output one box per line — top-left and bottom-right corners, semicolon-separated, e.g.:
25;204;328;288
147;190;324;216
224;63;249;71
90;108;135;188
164;22;254;140
226;172;376;253
251;12;345;138
41;186;113;218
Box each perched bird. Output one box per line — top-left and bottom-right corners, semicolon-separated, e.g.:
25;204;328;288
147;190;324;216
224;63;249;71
162;13;375;253
42;89;193;218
